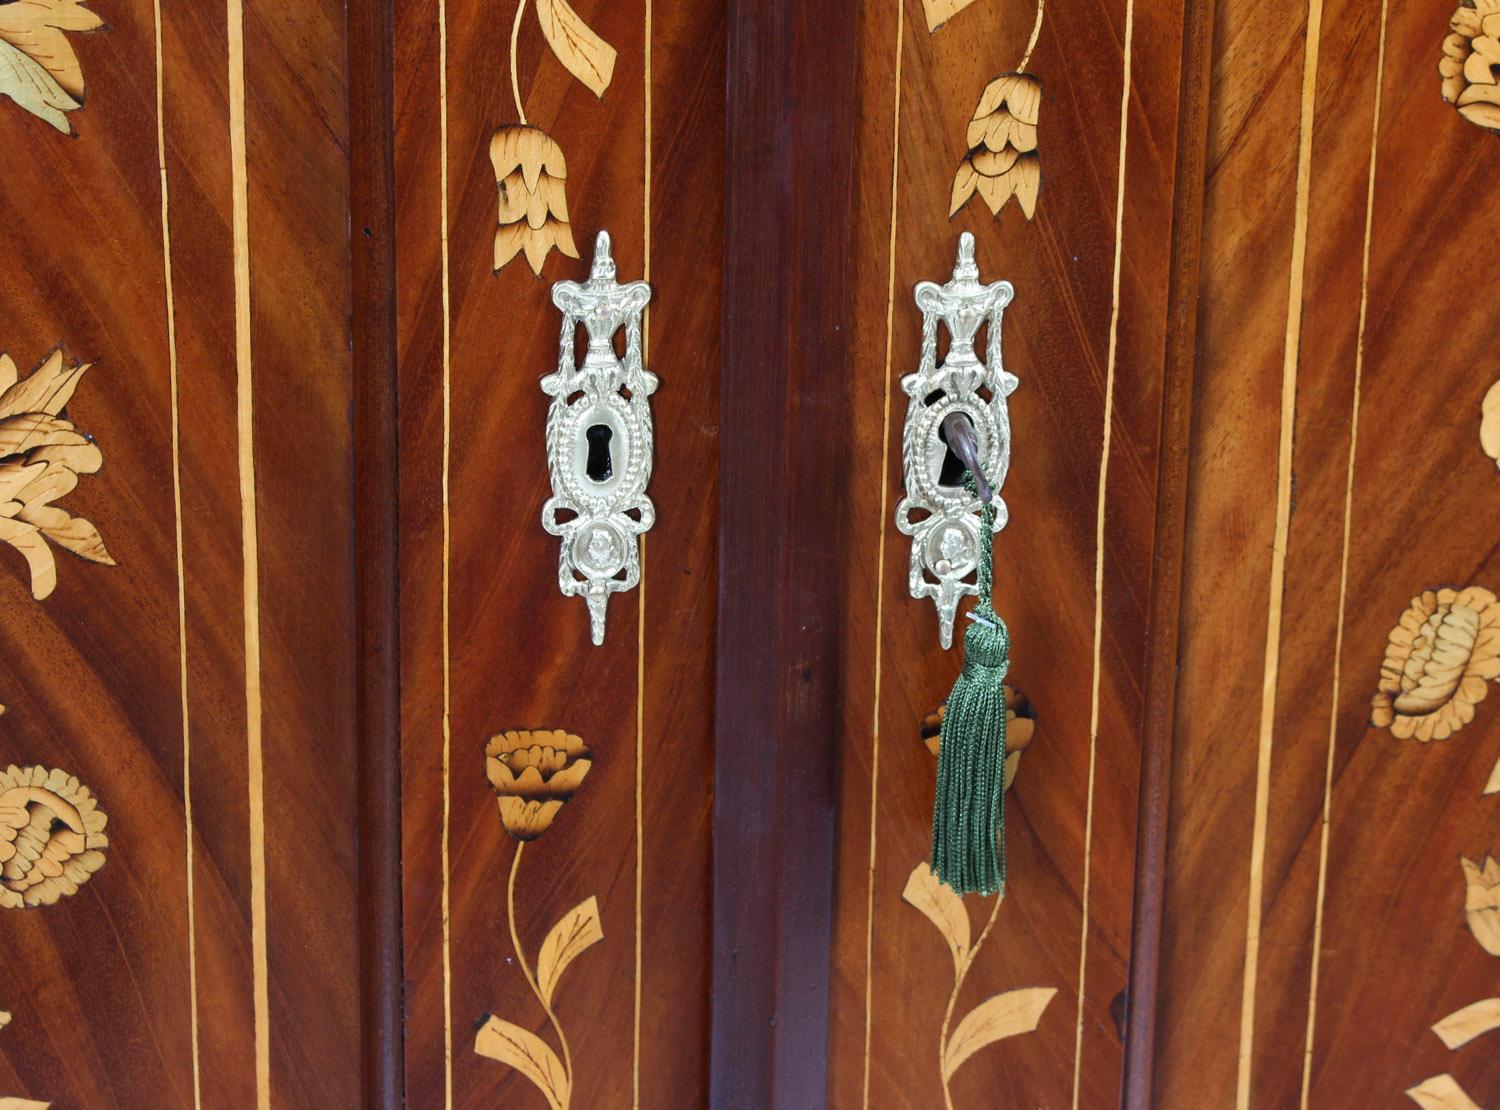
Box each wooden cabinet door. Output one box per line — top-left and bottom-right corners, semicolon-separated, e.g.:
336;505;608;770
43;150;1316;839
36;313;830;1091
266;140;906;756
800;0;1197;1106
0;0;364;1105
391;0;723;1105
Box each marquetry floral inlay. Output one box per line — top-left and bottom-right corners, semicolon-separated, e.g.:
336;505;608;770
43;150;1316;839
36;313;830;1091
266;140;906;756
0;349;114;601
922;685;1035;792
947;0;1045;222
902;862;1055;1108
1370;588;1500;742
1441;0;1500;133
0;764;108;909
1482;380;1500;470
476;729;601;1109
0;0;104;134
492;0;616;276
485;729;593;841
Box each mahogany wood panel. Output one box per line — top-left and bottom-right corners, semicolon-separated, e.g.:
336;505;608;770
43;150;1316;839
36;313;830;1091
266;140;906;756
711;0;857;1103
826;0;1189;1106
1158;0;1500;1104
393;0;721;1105
0;0;359;1106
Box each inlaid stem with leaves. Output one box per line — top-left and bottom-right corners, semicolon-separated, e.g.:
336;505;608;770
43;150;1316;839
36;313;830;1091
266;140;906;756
937;893;1003;1110
902;862;1056;1105
507;842;573;1086
476;730;602;1109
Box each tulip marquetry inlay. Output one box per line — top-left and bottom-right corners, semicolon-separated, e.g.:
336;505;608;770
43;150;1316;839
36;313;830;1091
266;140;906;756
947;0;1044;222
474;730;603;1109
1370;588;1500;746
491;0;617;275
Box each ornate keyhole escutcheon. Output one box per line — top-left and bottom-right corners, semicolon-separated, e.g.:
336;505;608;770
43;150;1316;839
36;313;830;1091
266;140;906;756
896;232;1017;649
542;230;655;645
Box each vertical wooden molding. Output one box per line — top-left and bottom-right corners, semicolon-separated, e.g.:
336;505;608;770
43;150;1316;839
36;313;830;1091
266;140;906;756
1121;1;1215;1105
712;0;857;1103
349;0;404;1102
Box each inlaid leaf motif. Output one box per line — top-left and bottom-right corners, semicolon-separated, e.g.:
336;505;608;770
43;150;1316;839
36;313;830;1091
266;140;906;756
942;986;1056;1081
0;40;78;133
1461;855;1500;956
1484;755;1500;796
537;895;603;1006
474;1016;569;1110
921;0;978;32
902;861;970;975
1407;1073;1482;1110
0;1099;51;1109
1432;997;1500;1049
534;0;615;98
0;0;103;133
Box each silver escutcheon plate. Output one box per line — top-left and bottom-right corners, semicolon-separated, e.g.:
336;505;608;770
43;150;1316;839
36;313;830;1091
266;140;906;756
895;231;1018;649
543;230;656;645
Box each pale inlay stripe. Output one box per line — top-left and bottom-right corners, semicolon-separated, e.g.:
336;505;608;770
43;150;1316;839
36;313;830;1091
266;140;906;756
153;0;201;1102
634;2;651;1104
1071;1;1134;1104
860;0;904;1105
226;0;269;1104
1237;1;1325;1105
438;0;455;1101
1299;1;1387;1103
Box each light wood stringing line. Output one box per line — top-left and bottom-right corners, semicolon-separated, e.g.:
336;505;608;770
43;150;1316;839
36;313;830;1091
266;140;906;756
635;5;650;1104
438;0;455;1100
1299;2;1387;1103
226;0;270;1103
153;0;202;1101
861;0;904;1104
1237;2;1325;1105
1071;0;1134;1104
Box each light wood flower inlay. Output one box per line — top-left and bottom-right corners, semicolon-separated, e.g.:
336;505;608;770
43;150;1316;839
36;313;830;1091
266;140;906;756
1441;0;1500;132
1370;588;1500;741
0;0;104;134
0;349;114;600
0;764;108;909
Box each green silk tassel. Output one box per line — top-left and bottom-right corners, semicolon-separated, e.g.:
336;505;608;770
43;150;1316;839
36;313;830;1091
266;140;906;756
931;484;1009;896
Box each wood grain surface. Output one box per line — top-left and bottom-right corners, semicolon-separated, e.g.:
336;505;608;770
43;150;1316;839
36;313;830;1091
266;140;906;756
1157;0;1500;1106
826;0;1190;1105
0;0;359;1106
393;0;722;1104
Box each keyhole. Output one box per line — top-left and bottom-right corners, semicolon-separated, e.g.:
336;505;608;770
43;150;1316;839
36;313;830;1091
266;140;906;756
936;417;967;488
585;424;614;483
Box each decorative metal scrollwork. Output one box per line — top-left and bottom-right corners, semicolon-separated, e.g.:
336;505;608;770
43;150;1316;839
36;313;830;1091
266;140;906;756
896;231;1017;648
543;230;655;645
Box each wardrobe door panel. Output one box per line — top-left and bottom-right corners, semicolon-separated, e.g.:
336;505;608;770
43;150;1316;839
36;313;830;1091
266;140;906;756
827;0;1191;1105
1158;0;1500;1103
0;1;359;1106
393;0;722;1104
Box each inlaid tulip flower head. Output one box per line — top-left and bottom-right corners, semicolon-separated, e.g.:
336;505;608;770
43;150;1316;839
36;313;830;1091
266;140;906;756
485;729;593;841
947;0;1045;222
490;0;617;276
491;126;579;275
0;0;105;134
